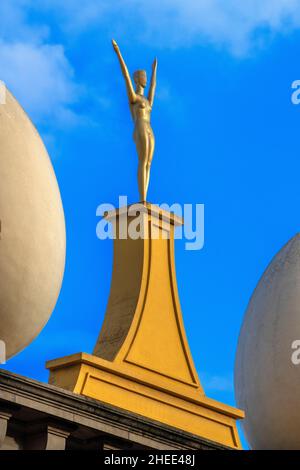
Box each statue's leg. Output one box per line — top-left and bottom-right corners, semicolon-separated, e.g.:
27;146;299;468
138;163;146;201
145;132;155;198
136;130;148;202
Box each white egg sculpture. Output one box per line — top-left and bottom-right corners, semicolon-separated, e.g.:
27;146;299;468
0;87;66;359
235;234;300;449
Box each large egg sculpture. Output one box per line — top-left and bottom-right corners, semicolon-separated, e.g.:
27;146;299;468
235;234;300;449
0;87;66;359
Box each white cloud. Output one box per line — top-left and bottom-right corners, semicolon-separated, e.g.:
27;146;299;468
1;0;300;125
0;0;80;126
0;0;47;43
116;0;300;55
30;0;300;55
35;0;110;32
201;372;234;392
0;42;80;124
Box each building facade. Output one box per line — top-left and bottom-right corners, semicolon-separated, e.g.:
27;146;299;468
0;369;229;450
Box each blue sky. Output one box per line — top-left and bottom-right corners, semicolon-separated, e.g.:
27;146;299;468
2;0;300;448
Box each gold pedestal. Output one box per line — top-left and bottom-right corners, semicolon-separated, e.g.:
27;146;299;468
47;203;243;449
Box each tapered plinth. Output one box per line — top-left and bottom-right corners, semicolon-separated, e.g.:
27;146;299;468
47;203;243;448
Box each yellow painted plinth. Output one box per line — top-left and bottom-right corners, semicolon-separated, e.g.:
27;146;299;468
47;203;244;449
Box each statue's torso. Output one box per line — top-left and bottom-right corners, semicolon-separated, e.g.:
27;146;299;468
131;95;152;124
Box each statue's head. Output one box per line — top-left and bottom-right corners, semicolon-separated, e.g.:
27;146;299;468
133;70;147;88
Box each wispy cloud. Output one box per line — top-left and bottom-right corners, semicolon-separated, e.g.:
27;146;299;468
0;0;47;43
126;0;300;55
1;0;300;125
0;0;81;126
33;0;300;55
0;41;80;125
201;372;234;392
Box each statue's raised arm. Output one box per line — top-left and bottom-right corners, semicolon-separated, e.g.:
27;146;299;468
148;58;157;107
112;40;136;103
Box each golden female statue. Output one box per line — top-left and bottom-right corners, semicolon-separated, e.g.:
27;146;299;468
112;40;157;202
